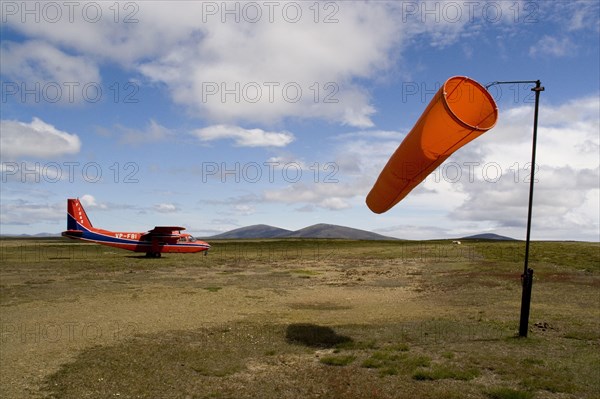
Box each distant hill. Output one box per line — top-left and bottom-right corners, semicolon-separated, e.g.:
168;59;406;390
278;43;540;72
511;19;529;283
0;232;60;238
280;223;396;240
209;224;292;239
460;233;517;241
208;223;396;240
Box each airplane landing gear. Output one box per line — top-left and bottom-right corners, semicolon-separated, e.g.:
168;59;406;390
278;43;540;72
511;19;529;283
145;252;162;258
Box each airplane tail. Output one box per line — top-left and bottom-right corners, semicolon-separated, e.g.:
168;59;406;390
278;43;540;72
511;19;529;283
67;198;93;231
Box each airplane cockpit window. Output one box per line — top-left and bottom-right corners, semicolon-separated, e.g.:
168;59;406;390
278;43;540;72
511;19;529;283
188;236;197;242
178;236;187;243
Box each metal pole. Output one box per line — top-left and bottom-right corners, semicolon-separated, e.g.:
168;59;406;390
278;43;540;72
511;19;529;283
485;80;544;337
518;80;544;337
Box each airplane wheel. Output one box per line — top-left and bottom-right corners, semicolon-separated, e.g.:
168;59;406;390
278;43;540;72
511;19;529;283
145;252;152;258
154;252;162;258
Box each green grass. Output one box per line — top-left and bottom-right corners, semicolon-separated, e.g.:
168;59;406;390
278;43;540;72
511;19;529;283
1;238;598;399
361;349;431;377
413;365;480;381
319;355;356;366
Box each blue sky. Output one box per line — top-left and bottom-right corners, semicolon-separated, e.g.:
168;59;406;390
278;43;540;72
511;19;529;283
1;0;599;240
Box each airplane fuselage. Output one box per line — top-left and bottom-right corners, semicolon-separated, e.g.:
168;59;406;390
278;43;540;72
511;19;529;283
61;199;210;257
62;228;210;255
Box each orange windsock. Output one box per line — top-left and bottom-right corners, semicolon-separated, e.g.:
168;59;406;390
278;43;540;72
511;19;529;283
366;76;498;214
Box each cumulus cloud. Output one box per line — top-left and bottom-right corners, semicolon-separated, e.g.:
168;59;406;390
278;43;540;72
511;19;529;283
192;125;294;147
4;1;569;126
80;194;107;209
451;165;599;239
3;1;594;127
0;40;100;103
136;2;402;127
0;118;81;159
1;1;490;127
1;2;207;66
447;97;600;240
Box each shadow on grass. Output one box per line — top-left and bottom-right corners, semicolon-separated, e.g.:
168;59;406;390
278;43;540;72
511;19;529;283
285;323;353;348
125;255;163;259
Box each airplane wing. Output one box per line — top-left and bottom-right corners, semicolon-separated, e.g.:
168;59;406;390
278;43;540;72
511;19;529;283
62;229;84;238
141;226;186;244
148;226;186;234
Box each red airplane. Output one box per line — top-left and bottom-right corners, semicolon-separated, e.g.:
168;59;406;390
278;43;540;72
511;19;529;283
61;198;210;257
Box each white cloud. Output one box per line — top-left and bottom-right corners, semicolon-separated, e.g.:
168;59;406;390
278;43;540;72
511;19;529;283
5;1;589;130
451;166;600;240
192;125;294;147
80;194;107;209
0;118;81;160
564;1;600;31
447;97;600;240
0;199;63;226
263;182;356;211
118;120;172;145
319;197;352;210
154;203;178;213
1;2;491;127
136;2;402;127
0;40;100;103
1;2;215;67
234;204;255;216
525;2;599;58
529;35;575;57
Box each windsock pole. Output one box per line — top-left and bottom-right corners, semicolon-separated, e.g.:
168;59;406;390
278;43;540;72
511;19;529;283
519;80;544;337
486;80;544;337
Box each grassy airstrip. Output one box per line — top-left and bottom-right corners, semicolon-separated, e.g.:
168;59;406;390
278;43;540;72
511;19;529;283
0;238;598;398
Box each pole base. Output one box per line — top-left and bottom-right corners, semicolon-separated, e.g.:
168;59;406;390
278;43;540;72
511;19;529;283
518;268;534;337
